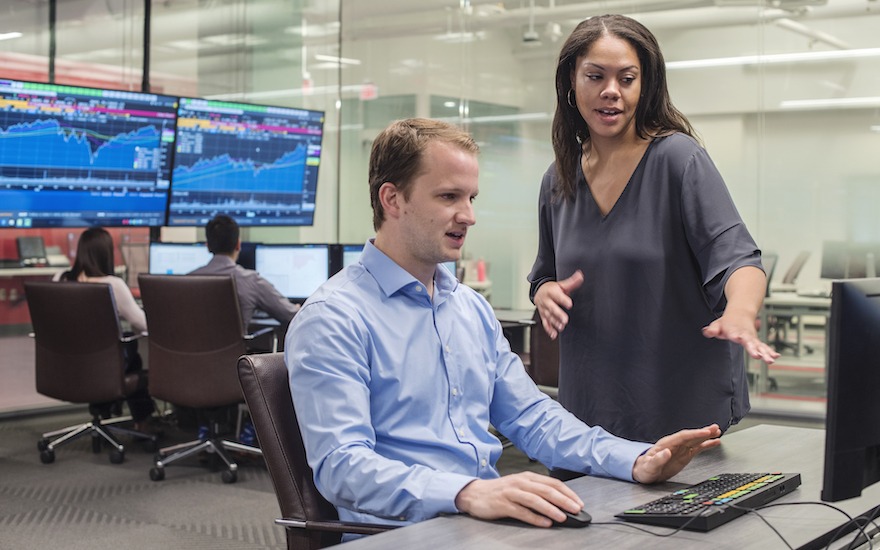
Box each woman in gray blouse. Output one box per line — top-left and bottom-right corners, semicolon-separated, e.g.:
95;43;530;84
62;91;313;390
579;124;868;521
528;15;779;449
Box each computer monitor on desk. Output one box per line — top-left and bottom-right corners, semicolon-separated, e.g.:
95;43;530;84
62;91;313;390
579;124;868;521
255;244;330;303
821;277;880;502
148;242;212;275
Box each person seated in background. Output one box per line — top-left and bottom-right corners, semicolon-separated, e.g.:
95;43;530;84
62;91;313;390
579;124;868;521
55;227;155;431
285;118;722;535
188;214;299;332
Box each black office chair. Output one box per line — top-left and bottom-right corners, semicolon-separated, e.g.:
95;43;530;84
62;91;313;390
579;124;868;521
24;281;158;464
526;309;559;398
138;274;270;483
237;353;396;549
769;251;814;355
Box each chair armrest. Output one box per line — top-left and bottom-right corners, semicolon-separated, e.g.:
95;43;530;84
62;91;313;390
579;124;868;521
244;326;275;340
275;518;399;536
121;332;147;343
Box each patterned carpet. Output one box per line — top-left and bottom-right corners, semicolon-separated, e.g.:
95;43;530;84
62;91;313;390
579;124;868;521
0;408;285;549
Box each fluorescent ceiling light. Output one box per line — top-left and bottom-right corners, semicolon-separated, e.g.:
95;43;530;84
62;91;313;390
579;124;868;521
780;97;880;110
0;32;23;41
667;47;880;70
314;54;361;66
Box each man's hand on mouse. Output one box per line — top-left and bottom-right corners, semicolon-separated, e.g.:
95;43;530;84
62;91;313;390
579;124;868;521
632;424;722;484
454;471;584;527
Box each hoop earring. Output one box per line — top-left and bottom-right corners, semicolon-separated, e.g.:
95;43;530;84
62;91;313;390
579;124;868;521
567;89;576;108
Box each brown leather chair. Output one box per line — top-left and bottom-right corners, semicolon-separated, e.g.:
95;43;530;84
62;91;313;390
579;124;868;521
526;309;559;397
237;353;396;549
138;274;268;483
24;281;157;464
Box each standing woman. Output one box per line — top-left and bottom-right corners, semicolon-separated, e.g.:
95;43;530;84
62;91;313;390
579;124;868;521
56;227;154;429
528;15;778;446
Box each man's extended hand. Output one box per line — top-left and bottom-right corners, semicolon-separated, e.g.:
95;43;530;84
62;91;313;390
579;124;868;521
632;424;723;484
454;471;584;527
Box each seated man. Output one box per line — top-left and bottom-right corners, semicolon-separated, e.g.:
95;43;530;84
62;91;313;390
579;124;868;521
285;118;721;531
189;214;298;332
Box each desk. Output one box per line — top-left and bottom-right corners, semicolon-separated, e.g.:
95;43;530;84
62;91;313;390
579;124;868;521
341;425;880;549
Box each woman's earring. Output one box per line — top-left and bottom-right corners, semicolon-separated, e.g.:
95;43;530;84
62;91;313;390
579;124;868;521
567;89;576;108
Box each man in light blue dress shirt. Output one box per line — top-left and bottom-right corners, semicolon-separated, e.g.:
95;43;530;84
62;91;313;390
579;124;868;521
285;118;721;531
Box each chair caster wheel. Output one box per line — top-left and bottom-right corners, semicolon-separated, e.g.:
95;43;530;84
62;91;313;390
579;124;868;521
150;467;165;481
40;449;55;464
221;470;237;484
109;450;125;464
37;438;49;452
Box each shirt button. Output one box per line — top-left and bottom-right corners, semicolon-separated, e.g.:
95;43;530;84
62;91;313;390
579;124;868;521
415;285;423;292
458;428;465;437
451;388;458;396
445;345;451;353
480;458;487;467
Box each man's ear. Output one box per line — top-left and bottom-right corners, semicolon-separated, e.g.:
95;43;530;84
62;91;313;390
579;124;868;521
378;181;402;219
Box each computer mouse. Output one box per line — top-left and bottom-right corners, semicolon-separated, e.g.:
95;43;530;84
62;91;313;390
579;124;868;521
554;508;592;528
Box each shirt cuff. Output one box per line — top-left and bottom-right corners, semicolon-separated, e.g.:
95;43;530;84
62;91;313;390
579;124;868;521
607;440;653;482
422;472;478;519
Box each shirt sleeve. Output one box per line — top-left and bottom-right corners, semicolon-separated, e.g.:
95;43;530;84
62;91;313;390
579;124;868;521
486;317;651;480
527;165;559;302
252;273;298;326
678;144;762;314
109;277;147;333
285;301;476;523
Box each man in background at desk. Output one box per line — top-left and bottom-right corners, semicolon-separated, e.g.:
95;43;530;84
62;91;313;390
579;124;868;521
189;214;299;334
285;118;721;534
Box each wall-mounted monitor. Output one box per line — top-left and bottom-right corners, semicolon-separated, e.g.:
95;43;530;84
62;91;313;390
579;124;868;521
255;244;330;303
0;78;178;228
167;98;325;227
148;242;211;275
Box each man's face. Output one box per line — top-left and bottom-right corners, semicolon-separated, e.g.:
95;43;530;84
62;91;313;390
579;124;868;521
394;141;478;275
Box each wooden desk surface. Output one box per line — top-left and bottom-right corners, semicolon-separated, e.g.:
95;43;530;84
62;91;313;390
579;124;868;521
341;425;880;549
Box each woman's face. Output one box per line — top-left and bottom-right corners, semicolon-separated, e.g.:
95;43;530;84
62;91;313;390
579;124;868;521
570;34;642;143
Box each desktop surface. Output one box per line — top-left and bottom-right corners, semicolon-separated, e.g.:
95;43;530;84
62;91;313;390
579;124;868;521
341;425;880;549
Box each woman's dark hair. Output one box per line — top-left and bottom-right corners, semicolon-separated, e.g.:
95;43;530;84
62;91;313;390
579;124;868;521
552;14;696;201
65;227;115;280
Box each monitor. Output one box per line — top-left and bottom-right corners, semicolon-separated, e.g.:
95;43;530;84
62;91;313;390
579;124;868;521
821;277;880;502
0;78;178;228
237;241;258;271
329;243;364;274
166;97;325;227
148;242;212;275
255;244;330;302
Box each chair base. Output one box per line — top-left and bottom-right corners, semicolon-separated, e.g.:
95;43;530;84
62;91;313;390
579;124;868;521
150;435;262;484
37;414;159;464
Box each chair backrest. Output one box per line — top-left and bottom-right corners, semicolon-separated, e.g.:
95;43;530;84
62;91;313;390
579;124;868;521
138;274;247;408
762;253;778;297
782;251;810;285
237;353;341;549
527;310;559;388
24;281;127;404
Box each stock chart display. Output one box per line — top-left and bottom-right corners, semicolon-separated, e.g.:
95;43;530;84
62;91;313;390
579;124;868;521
0;79;178;227
167;98;325;227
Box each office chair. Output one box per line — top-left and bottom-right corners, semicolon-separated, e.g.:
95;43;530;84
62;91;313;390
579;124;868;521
769;251;814;356
24;281;158;464
138;274;270;483
526;309;559;398
237;353;397;549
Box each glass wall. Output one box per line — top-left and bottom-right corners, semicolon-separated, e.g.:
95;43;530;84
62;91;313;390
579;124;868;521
2;0;879;416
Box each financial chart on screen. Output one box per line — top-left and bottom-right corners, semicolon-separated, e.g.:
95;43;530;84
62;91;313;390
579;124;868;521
0;79;178;228
167;98;325;227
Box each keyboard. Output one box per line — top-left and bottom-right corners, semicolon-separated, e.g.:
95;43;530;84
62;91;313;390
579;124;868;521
616;472;802;532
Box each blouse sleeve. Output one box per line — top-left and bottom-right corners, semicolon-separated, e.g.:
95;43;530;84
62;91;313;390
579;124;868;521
108;277;148;333
678;144;761;314
527;165;559;302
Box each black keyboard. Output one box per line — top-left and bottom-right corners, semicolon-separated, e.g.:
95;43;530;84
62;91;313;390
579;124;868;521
616;472;802;532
